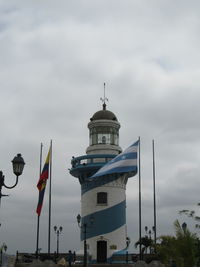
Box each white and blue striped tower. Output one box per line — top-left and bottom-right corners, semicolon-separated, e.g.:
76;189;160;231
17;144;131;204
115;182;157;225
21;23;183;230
70;101;130;263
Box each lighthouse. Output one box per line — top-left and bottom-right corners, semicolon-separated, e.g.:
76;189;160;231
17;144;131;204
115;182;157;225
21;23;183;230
70;100;137;263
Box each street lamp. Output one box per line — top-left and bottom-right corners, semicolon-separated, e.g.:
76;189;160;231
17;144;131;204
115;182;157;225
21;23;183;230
77;214;94;267
145;226;154;254
182;222;187;233
145;226;148;236
54;226;63;257
0;243;7;267
0;154;25;199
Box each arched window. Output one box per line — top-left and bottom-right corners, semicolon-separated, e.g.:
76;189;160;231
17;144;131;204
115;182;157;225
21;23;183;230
97;192;108;205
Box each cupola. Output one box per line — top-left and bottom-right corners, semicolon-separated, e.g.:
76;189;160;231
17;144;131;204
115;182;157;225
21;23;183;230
86;103;122;155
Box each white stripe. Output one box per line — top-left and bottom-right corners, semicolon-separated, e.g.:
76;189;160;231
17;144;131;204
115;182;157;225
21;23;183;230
123;145;138;153
81;177;126;217
86;225;127;260
96;158;137;174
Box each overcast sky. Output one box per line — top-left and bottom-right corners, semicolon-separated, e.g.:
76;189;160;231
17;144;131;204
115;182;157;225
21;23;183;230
0;0;200;255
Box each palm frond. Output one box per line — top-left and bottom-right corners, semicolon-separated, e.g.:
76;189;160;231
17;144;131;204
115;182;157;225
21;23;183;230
195;216;200;221
179;210;189;214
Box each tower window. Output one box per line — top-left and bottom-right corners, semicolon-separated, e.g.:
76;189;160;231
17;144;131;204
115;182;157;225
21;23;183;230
89;126;119;146
102;136;106;144
97;192;108;205
97;133;110;144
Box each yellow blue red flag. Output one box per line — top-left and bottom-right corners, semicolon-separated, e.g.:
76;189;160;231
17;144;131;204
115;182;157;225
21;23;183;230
36;147;51;216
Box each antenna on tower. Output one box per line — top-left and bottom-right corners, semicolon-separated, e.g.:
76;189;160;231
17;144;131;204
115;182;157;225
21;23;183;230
100;82;108;110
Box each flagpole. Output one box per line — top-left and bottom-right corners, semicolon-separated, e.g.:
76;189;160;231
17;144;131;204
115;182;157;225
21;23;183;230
36;143;43;258
152;140;157;247
138;137;142;260
48;140;52;256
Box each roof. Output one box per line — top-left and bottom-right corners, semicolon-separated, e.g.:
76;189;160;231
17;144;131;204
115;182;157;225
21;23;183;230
90;104;118;121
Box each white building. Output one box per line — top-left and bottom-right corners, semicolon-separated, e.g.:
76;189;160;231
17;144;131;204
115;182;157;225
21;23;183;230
70;103;130;263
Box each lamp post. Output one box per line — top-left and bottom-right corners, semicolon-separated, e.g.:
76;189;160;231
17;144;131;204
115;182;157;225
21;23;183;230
145;226;148;236
145;226;154;254
0;243;7;267
182;222;187;233
77;214;94;267
0;154;25;199
148;230;152;254
54;226;63;257
144;226;148;254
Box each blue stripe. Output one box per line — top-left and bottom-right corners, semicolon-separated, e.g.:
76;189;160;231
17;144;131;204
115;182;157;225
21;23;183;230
81;175;121;195
81;169;137;195
94;166;137;177
80;200;126;240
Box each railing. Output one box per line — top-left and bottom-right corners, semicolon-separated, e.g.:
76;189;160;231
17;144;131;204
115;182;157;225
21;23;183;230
71;154;115;169
70;154;116;179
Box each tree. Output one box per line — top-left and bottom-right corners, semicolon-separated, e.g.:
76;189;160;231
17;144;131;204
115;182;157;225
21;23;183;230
135;236;153;257
156;220;197;267
179;204;200;229
174;220;197;266
155;235;177;265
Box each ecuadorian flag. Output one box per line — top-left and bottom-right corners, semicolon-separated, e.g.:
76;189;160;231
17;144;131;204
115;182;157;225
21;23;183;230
36;147;51;216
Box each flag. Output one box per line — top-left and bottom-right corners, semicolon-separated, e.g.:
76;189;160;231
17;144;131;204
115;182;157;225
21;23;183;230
91;140;139;179
36;147;51;216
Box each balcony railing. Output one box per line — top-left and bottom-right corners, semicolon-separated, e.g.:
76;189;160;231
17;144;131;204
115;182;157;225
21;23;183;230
70;154;116;178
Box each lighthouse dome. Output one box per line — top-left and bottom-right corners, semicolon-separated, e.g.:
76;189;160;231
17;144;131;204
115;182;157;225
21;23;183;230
90;104;118;121
87;103;121;155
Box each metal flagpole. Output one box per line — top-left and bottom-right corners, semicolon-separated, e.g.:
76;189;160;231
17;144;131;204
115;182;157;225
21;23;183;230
152;140;157;247
48;140;52;256
36;143;43;258
138;137;142;260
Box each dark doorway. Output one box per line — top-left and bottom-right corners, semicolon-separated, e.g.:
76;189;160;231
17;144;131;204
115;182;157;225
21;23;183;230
97;240;107;262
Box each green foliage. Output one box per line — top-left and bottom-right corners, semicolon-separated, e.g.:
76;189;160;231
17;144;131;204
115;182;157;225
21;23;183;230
174;219;197;266
156;235;177;264
156;220;198;267
134;236;153;256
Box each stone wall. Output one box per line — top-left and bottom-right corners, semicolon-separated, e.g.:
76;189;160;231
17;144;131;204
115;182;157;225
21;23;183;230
13;259;165;267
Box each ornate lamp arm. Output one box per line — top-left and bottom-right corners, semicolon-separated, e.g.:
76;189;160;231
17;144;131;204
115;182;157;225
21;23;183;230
3;176;19;189
0;154;25;192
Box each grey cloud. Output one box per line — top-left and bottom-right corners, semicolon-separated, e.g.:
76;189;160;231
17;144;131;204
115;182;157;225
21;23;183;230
0;0;200;255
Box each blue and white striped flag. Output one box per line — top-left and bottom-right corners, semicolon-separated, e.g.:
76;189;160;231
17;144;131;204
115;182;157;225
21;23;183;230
91;140;139;179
